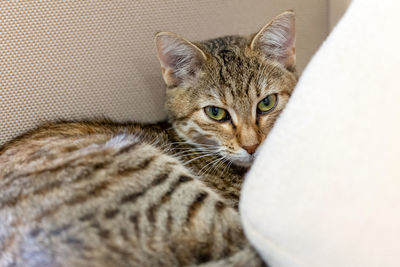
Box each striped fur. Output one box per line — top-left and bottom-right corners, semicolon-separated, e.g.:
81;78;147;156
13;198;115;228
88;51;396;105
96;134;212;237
0;126;256;266
0;11;298;267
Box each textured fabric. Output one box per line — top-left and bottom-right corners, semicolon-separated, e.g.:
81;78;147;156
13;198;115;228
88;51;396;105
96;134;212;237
329;0;352;29
0;0;327;145
241;0;400;266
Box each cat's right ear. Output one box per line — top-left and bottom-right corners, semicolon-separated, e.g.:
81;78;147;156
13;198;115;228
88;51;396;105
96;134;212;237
250;11;296;70
155;32;207;87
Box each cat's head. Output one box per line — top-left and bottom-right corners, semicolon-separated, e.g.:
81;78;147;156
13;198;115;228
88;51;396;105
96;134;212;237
155;11;298;167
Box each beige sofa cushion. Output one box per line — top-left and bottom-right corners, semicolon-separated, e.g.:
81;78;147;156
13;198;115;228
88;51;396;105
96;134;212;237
0;1;328;145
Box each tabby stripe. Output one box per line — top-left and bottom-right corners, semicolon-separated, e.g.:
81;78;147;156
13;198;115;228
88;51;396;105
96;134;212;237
66;180;112;206
98;229;111;239
219;65;227;86
90;221;101;229
104;209;120;219
245;73;254;96
1;177;62;209
118;227;140;252
215;200;227;212
120;191;143;204
64;237;83;246
49;224;72;236
105;244;132;259
145;175;194;226
225;228;234;247
129;214;141;239
117;156;154;176
192;119;222;132
115;141;141;155
29;228;42;238
196;244;212;264
146;205;157;224
2;138;141;188
32;156;156;222
166;211;173;232
161;175;193;203
186;191;209;224
174;109;196;122
120;171;169;205
1;163;117;210
119;228;130;242
150;172;170;186
207;217;216;258
2;148;113;188
79;213;95;221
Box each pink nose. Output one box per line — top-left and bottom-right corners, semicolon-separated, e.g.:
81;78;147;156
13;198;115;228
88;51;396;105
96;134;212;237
243;144;259;155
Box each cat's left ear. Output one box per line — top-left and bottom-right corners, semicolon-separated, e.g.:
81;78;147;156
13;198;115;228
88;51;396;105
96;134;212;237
155;32;207;87
250;11;296;70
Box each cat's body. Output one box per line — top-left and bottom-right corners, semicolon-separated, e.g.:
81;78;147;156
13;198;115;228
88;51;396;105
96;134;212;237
0;11;297;267
0;121;256;267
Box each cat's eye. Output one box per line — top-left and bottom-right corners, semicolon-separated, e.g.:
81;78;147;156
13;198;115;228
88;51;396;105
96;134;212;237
257;94;278;114
204;106;230;121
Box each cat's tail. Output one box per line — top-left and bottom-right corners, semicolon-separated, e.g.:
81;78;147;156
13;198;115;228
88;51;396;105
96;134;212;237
196;245;266;267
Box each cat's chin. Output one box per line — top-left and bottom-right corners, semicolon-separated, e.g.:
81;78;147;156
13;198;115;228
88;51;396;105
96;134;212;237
232;158;254;169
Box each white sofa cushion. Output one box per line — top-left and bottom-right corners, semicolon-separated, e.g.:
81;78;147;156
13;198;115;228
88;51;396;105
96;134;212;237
241;0;400;266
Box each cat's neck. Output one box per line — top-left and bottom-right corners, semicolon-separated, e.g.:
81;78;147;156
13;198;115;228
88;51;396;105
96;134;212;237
165;124;248;208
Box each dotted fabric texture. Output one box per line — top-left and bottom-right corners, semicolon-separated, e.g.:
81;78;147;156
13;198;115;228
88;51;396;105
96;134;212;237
0;1;328;145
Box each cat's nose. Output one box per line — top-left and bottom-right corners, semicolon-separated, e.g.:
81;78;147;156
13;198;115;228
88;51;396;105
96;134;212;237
243;144;259;155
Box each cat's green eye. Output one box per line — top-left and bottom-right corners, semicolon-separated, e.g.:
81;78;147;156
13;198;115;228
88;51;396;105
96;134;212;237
204;106;229;121
257;94;277;114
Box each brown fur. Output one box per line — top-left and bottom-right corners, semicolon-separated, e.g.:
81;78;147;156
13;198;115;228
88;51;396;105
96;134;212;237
0;11;297;267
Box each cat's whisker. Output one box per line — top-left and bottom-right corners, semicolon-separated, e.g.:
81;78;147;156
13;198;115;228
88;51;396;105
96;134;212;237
221;158;233;176
175;152;210;160
182;152;219;166
168;140;220;146
173;148;206;155
169;145;220;152
170;143;221;149
206;159;223;176
172;148;217;157
199;156;223;176
213;156;229;176
172;146;220;155
203;155;227;177
216;157;229;170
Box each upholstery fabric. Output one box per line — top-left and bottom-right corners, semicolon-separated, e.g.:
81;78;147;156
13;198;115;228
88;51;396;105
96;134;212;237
241;0;400;266
329;0;352;29
0;0;327;145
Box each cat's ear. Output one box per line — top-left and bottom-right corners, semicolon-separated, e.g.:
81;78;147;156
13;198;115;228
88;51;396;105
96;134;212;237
155;32;207;87
250;11;296;69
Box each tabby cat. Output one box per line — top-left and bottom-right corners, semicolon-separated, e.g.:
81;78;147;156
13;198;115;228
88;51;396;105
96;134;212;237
0;11;297;267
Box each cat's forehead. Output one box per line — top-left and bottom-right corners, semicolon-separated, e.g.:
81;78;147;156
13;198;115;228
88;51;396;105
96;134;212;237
203;44;263;97
199;60;286;118
195;35;290;116
202;59;277;99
